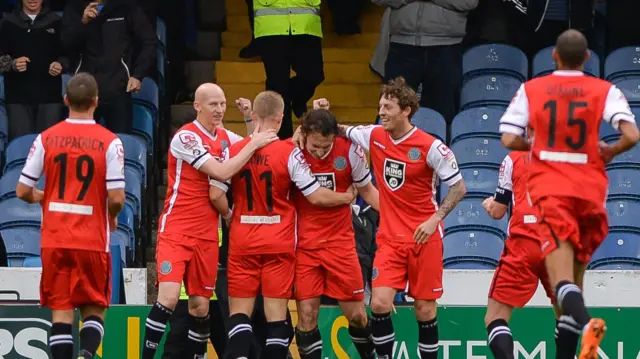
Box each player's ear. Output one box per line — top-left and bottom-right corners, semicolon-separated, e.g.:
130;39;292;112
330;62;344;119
401;105;411;118
551;48;559;65
193;100;200;113
63;95;70;107
584;49;591;62
93;96;99;109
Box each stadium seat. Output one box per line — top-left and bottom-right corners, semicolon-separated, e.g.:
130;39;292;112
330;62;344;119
110;233;128;268
0;75;4;102
0;167;44;202
411;107;446;142
443;230;504;268
588;230;640;269
132;77;159;116
0;197;41;230
125;167;143;221
606;199;640;231
600;107;640;142
440;167;499;198
450;107;505;145
606;140;640;169
22;256;42;267
118;134;147;185
449;137;509;169
3;134;37;174
132;104;154;151
460;75;522;111
443;197;508;239
463;44;528;83
157;48;165;93
118;204;136;262
532;46;600;78
605;46;640;82
611;78;640;106
0;227;41;266
444;261;498;269
111;243;124;303
0;105;7;149
157;17;167;50
607;167;640;199
61;73;71;95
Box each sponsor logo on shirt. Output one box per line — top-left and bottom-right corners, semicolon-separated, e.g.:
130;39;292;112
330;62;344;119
179;132;199;150
383;158;406;191
314;173;336;191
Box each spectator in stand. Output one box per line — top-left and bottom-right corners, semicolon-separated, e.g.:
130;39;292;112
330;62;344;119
327;0;365;35
239;0;259;59
61;0;156;134
606;0;640;53
373;0;477;123
0;0;68;141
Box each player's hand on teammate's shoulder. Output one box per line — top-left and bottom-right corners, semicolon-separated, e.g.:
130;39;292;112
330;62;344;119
598;140;615;164
413;215;440;244
248;123;279;149
235;98;252;118
313;98;330;110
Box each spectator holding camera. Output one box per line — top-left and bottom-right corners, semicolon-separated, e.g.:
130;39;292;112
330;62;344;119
61;0;156;133
0;0;68;140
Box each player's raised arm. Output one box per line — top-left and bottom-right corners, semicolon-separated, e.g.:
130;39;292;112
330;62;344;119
483;155;512;219
500;84;531;151
600;85;640;162
16;135;45;204
105;138;126;223
349;143;379;211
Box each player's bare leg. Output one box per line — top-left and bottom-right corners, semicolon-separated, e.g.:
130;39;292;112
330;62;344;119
142;282;180;359
187;295;211;358
77;305;106;359
50;310;75;359
414;299;439;359
485;299;515;359
263;297;294;359
339;300;376;358
370;286;398;359
227;296;257;359
295;297;323;359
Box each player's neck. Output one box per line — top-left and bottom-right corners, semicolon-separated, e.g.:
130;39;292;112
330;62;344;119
195;117;216;135
388;120;414;140
256;119;279;132
68;110;95;121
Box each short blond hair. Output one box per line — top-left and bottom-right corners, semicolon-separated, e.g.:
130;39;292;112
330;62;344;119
253;91;285;119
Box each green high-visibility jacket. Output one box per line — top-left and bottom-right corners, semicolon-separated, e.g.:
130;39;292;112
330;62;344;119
253;0;322;38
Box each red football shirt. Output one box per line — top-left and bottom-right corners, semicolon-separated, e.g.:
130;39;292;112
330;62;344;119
19;119;125;252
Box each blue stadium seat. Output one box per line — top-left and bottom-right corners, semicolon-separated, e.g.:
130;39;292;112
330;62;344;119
111;243;124;303
118;134;147;186
606;199;640;231
443;230;504;268
132;104;154;151
0;75;4;102
605;47;640;82
450;107;505;144
132;77;159;116
410;107;446;142
110;233;128;268
607;167;640;199
460;75;522;111
0;167;45;202
0;197;41;230
611;78;640;106
125;167;143;221
450;137;509;169
22;256;42;267
589;230;640;269
61;73;71;95
532;46;600;78
1;226;41;266
606;140;640;169
0;105;7;150
444;261;498;269
600;107;640;142
440;167;499;198
463;44;528;83
443;197;508;239
118;204;136;262
157;48;165;93
3;134;37;174
157;17;167;50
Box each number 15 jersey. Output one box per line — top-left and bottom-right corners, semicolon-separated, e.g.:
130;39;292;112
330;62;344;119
500;70;636;205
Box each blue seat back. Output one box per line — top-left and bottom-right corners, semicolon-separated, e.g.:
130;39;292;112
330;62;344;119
1;227;41;258
0;105;7;140
111;243;123;303
4;134;37;173
443;230;504;266
605;47;640;82
157;18;167;49
612;78;640;106
460;75;522;111
0;167;45;202
0;75;4;102
533;46;600;78
606;199;640;231
118;133;147;184
450;137;509;169
124;167;142;219
463;44;528;82
61;73;71;96
441;167;499;199
110;230;129;266
22;256;42;267
450;107;504;144
132;77;159;115
132;104;154;151
444;261;498;269
117;204;136;262
0;198;41;230
606;141;640;169
411;107;446;142
589;230;640;269
607;167;640;199
443;197;509;239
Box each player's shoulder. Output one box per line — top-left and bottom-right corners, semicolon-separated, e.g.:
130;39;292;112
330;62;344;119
333;136;353;151
508;151;526;163
411;128;440;150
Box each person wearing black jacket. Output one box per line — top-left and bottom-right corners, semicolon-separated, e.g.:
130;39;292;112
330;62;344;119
61;0;156;133
0;0;68;141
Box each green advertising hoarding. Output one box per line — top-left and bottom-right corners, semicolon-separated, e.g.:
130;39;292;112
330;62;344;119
0;305;636;359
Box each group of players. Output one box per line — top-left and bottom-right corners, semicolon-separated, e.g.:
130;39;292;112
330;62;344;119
15;29;640;359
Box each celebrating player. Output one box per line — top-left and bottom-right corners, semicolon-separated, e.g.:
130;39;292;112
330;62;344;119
481;151;576;359
142;83;277;359
500;29;640;359
16;73;125;359
292;100;379;359
296;77;466;359
213;91;357;359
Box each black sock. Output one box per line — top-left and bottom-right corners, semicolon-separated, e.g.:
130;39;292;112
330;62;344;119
295;326;322;359
78;316;104;359
555;316;581;359
187;314;210;358
370;312;395;359
49;323;74;359
264;320;293;359
418;318;439;359
142;301;173;359
227;313;254;359
348;320;376;359
556;281;591;328
487;319;514;359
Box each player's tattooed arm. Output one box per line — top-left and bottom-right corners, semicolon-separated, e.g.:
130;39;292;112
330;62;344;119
435;180;467;220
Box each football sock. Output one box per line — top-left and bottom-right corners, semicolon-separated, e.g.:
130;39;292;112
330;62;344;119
142;301;173;359
487;319;514;359
348;320;376;359
264;320;293;359
555;316;581;359
371;312;395;359
295;326;322;359
227;313;253;359
555;281;591;328
418;318;439;359
49;322;74;359
187;314;210;359
77;316;104;359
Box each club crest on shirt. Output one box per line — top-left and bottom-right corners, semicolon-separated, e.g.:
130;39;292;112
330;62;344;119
313;173;336;191
160;261;172;275
372;267;379;281
334;156;347;171
383;158;406;191
221;140;229;150
407;147;421;161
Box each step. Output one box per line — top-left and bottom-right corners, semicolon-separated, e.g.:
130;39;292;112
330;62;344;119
221;83;380;108
196;31;222;60
222;31;379;49
215;61;379;84
220;47;373;63
226;11;384;33
224;106;378;125
225;0;384;16
184;61;216;92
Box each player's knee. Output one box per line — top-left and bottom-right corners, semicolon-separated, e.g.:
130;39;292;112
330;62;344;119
414;300;437;321
188;296;210;317
157;289;180;310
370;296;394;314
348;310;368;329
297;306;319;331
